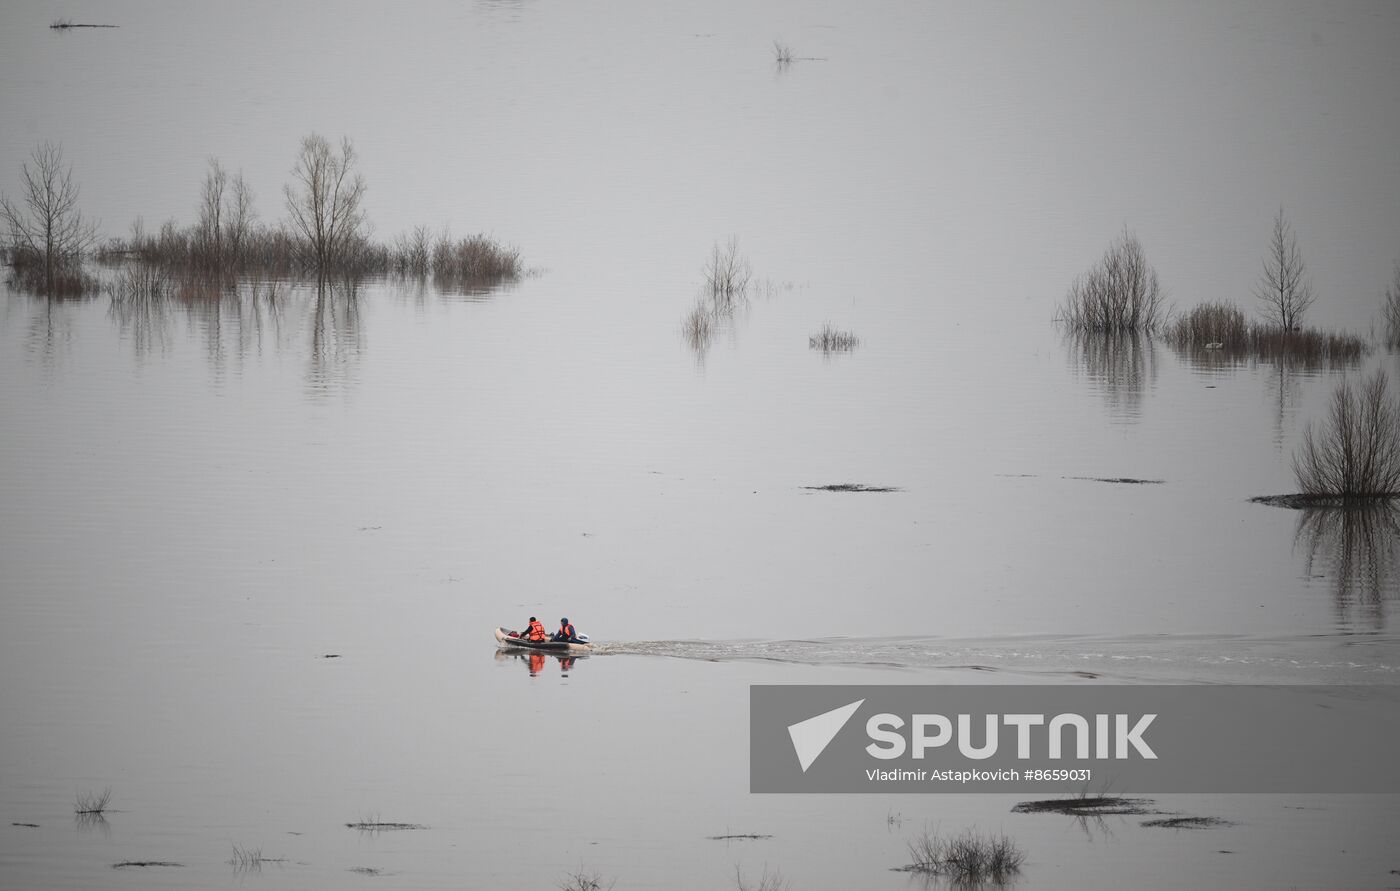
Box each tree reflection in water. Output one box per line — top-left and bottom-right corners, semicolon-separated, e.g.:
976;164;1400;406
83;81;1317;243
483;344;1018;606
1062;330;1158;423
1295;501;1400;629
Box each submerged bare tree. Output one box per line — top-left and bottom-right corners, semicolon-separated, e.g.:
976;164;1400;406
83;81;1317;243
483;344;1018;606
1294;369;1400;498
394;224;432;276
1;142;98;294
195;158;256;268
1255;208;1316;330
1382;261;1400;347
704;236;752;308
1059;229;1165;332
284;133;366;275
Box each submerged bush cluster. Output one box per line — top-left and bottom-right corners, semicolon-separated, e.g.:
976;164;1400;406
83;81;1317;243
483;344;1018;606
1059;229;1166;332
102;218;520;285
1164;300;1367;367
1163;301;1248;348
2;136;521;297
1294;369;1400;499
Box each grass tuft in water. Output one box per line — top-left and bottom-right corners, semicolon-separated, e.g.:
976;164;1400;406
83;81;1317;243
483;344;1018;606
346;814;427;832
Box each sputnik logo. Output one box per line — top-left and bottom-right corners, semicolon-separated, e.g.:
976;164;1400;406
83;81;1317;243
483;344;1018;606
787;699;864;772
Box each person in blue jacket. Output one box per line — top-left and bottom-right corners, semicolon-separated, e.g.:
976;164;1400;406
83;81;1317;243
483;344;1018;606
551;617;578;643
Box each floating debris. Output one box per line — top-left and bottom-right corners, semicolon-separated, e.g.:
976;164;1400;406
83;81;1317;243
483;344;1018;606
1141;816;1235;829
707;833;773;840
1063;476;1165;485
113;861;183;869
1012;796;1157;816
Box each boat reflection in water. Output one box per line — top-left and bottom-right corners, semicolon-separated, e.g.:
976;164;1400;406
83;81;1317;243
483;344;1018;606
494;649;583;677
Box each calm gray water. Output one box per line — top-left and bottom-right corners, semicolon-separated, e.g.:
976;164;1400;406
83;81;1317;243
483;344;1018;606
3;2;1400;889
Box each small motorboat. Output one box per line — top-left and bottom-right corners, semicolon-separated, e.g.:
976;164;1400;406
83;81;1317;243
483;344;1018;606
494;626;592;653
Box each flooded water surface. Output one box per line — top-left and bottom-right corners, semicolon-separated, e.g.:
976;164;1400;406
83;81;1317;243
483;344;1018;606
3;1;1400;888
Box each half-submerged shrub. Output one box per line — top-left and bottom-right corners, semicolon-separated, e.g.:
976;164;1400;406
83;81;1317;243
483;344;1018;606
1247;325;1367;367
703;236;751;308
107;264;170;303
904;826;1025;882
6;246;97;297
1166;301;1366;367
1294;369;1400;498
681;301;716;355
559;868;614;891
430;233;521;288
809;321;859;352
105;222;299;274
1164;301;1247;349
1059;229;1165;332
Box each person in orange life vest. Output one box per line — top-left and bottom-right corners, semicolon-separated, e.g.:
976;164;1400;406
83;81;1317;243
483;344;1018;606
528;652;546;676
523;616;548;641
551;617;577;643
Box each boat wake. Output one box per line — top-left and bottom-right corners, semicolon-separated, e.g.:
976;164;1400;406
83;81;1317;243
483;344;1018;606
590;632;1400;685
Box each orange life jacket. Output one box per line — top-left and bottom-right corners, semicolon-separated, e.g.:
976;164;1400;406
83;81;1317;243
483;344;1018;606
558;622;575;640
526;619;547;641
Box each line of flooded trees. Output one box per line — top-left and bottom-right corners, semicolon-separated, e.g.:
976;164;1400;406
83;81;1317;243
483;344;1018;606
1059;215;1400;361
1059;222;1400;503
0;135;521;298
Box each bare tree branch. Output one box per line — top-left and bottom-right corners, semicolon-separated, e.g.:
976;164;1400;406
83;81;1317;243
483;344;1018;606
1255;208;1316;330
283;133;366;275
0;142;98;294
